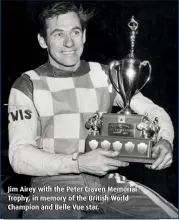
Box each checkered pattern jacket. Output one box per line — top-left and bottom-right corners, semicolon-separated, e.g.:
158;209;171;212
24;62;111;154
8;61;174;176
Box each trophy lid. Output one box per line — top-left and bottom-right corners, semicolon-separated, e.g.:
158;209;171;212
128;16;138;58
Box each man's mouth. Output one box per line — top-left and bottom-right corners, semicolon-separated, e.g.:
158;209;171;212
62;51;75;54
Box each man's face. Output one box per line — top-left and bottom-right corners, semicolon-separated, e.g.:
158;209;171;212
39;12;86;71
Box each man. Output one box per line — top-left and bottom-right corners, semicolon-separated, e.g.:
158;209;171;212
8;2;178;218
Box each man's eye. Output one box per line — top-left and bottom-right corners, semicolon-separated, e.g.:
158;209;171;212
55;33;63;37
71;30;80;36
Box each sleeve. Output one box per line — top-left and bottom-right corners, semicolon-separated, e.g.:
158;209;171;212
8;76;80;176
130;92;174;147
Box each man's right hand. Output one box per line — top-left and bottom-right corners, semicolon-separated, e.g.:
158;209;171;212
78;148;129;176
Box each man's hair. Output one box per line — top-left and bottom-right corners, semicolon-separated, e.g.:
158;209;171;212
38;1;94;38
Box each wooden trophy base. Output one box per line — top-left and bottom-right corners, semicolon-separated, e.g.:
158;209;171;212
85;135;155;164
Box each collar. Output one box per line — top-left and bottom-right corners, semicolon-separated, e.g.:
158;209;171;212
39;60;90;78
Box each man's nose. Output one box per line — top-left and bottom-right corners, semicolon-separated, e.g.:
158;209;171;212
63;35;74;48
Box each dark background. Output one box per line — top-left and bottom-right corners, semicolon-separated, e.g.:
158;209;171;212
1;0;178;207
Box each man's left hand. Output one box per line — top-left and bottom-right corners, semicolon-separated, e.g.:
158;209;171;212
145;139;173;170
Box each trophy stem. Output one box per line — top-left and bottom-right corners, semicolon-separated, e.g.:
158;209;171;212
118;104;136;115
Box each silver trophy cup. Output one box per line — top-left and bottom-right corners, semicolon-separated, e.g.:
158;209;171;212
109;56;151;114
85;16;160;163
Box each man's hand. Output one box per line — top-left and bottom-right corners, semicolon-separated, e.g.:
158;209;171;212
145;139;173;170
78;148;129;176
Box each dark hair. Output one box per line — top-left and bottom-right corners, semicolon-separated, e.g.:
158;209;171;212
38;1;94;38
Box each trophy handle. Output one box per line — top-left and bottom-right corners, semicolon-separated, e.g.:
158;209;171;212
109;60;120;93
136;60;152;94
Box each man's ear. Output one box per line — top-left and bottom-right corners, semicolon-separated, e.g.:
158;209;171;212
83;29;86;44
37;34;47;49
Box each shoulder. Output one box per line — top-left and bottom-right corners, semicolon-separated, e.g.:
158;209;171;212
88;61;109;74
12;74;33;101
11;62;48;100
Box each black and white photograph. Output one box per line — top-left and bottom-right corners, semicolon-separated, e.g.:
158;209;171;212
1;0;178;218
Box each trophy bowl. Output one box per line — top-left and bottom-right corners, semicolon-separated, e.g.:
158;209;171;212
109;56;151;115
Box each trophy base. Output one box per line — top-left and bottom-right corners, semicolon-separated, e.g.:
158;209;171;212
85;135;155;164
112;156;155;164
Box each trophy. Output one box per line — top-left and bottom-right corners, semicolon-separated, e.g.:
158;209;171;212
85;16;160;164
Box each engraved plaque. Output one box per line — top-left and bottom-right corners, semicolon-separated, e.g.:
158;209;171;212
108;123;135;137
